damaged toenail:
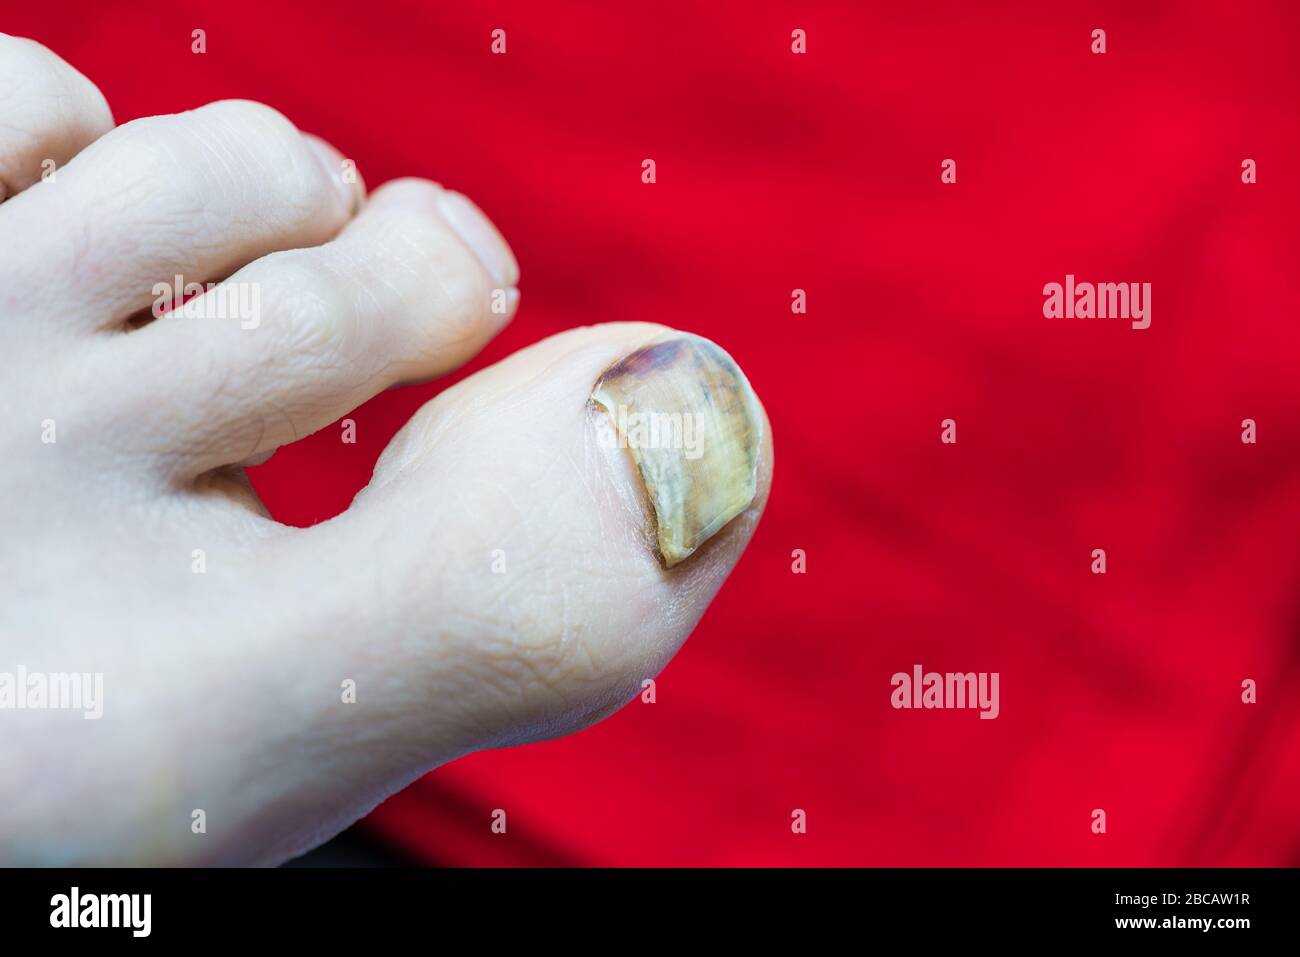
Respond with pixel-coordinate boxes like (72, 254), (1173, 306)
(590, 333), (761, 568)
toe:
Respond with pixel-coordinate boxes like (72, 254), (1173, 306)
(0, 35), (112, 202)
(289, 323), (771, 774)
(0, 99), (360, 330)
(107, 178), (519, 479)
(24, 323), (768, 864)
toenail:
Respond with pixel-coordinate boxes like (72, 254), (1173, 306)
(589, 334), (762, 568)
(303, 132), (363, 215)
(434, 190), (520, 288)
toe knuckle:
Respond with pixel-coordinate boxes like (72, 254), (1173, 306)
(0, 38), (111, 143)
(187, 100), (333, 218)
(203, 98), (299, 140)
(66, 84), (113, 137)
(0, 37), (63, 89)
(259, 256), (355, 361)
(374, 177), (442, 204)
(94, 120), (188, 208)
(102, 112), (231, 214)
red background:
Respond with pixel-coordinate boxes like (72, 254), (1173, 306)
(11, 0), (1299, 865)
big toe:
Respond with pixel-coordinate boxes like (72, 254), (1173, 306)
(298, 322), (773, 765)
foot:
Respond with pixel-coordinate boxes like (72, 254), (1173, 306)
(0, 36), (772, 865)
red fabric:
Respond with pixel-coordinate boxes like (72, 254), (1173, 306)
(14, 1), (1299, 865)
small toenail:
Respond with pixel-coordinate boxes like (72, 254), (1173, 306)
(589, 334), (762, 568)
(434, 190), (520, 288)
(303, 132), (363, 215)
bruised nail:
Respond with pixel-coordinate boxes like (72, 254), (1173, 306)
(303, 132), (364, 215)
(590, 334), (761, 568)
(435, 190), (520, 287)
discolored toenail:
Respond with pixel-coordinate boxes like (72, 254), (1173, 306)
(589, 333), (762, 568)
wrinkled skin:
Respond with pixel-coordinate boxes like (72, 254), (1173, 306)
(0, 34), (771, 865)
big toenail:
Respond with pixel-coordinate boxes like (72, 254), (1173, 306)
(590, 334), (762, 568)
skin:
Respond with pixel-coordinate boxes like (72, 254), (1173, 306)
(0, 34), (772, 865)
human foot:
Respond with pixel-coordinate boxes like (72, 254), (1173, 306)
(0, 35), (771, 865)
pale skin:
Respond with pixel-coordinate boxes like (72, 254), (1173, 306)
(0, 36), (772, 865)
